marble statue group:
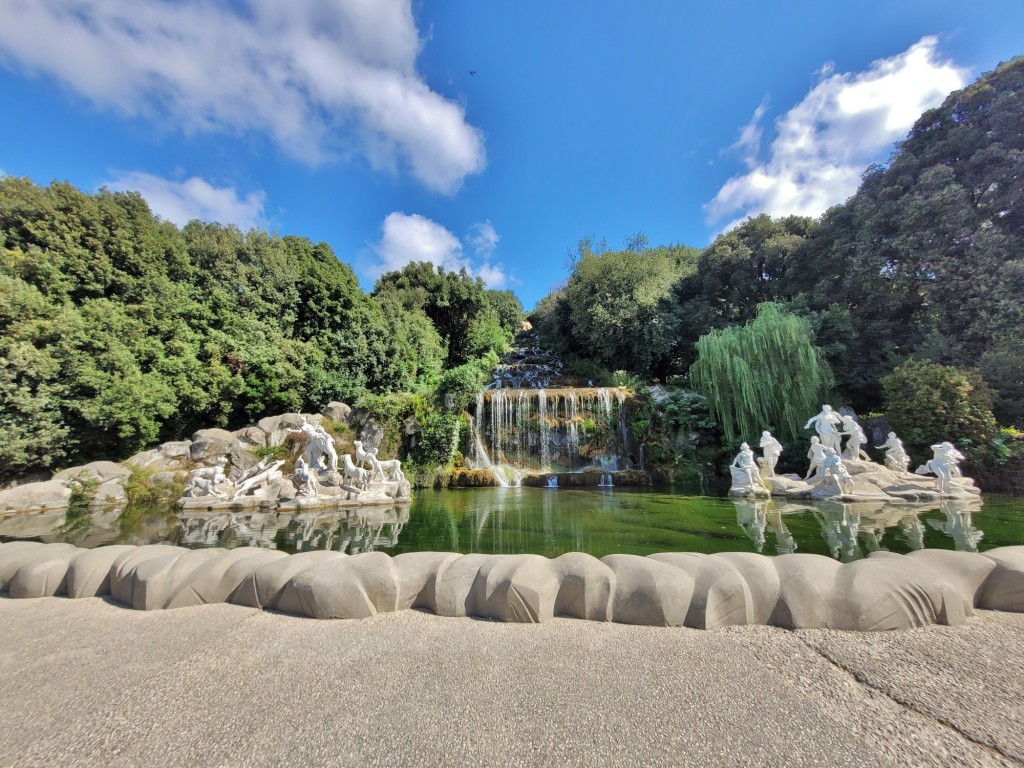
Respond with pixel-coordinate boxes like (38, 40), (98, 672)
(728, 405), (978, 502)
(182, 415), (405, 505)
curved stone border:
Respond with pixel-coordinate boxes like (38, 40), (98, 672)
(2, 542), (1022, 630)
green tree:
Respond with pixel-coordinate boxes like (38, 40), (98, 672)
(881, 359), (998, 465)
(689, 303), (833, 443)
(561, 243), (683, 377)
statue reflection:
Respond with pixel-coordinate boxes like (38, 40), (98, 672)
(812, 502), (863, 562)
(927, 499), (984, 552)
(730, 494), (990, 562)
(178, 505), (409, 554)
(734, 500), (767, 553)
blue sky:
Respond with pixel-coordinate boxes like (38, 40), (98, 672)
(1, 1), (1021, 309)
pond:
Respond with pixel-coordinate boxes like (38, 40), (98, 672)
(3, 487), (1023, 562)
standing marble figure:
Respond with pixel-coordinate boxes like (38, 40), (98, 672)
(758, 431), (784, 477)
(804, 405), (843, 452)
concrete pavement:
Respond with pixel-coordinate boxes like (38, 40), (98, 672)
(1, 597), (1022, 767)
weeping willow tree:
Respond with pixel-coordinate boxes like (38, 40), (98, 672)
(689, 303), (833, 443)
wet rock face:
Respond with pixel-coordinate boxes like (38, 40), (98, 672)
(3, 541), (1023, 631)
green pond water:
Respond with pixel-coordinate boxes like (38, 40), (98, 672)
(6, 487), (1023, 562)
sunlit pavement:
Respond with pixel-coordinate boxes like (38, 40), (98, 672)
(1, 597), (1021, 767)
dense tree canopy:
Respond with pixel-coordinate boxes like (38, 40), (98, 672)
(0, 179), (521, 481)
(532, 57), (1024, 431)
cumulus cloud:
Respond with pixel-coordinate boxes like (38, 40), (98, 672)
(367, 212), (510, 288)
(105, 171), (266, 229)
(707, 37), (967, 230)
(0, 0), (485, 193)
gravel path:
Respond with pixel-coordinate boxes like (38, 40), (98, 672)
(1, 597), (1021, 767)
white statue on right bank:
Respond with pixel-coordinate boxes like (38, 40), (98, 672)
(293, 457), (320, 497)
(804, 405), (843, 452)
(183, 458), (231, 498)
(932, 442), (965, 477)
(839, 415), (870, 461)
(805, 436), (826, 480)
(730, 442), (768, 494)
(758, 431), (783, 477)
(875, 431), (911, 473)
(821, 448), (854, 495)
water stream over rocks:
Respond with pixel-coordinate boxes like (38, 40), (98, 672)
(467, 333), (642, 487)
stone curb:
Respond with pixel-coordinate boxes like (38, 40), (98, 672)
(2, 541), (1022, 630)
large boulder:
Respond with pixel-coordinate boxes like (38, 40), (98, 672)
(159, 441), (192, 459)
(92, 479), (128, 505)
(256, 413), (306, 448)
(190, 429), (242, 463)
(394, 551), (460, 612)
(8, 547), (80, 598)
(602, 554), (695, 627)
(230, 550), (344, 610)
(53, 461), (132, 484)
(279, 552), (400, 619)
(323, 402), (351, 423)
(0, 479), (72, 513)
(232, 426), (267, 449)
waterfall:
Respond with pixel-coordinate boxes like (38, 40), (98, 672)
(566, 390), (579, 467)
(538, 389), (550, 469)
(467, 330), (636, 486)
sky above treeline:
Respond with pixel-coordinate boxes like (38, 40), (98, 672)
(0, 1), (1021, 309)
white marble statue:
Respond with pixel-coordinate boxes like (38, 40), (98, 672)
(757, 431), (783, 477)
(821, 448), (854, 495)
(805, 436), (826, 480)
(232, 460), (284, 499)
(839, 415), (870, 461)
(730, 442), (767, 493)
(342, 453), (370, 490)
(932, 442), (965, 477)
(292, 457), (320, 497)
(183, 458), (231, 498)
(804, 405), (843, 452)
(288, 416), (336, 473)
(313, 424), (339, 473)
(916, 442), (966, 495)
(353, 440), (377, 472)
(372, 456), (406, 484)
(875, 431), (910, 473)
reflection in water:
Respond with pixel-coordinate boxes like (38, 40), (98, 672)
(926, 500), (984, 553)
(734, 500), (767, 553)
(1, 488), (1013, 561)
(177, 505), (410, 554)
(728, 497), (987, 562)
(767, 511), (797, 555)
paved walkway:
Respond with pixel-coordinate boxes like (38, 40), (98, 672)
(1, 597), (1022, 767)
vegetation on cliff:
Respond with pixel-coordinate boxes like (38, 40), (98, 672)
(3, 57), (1023, 490)
(0, 183), (521, 482)
(533, 57), (1024, 483)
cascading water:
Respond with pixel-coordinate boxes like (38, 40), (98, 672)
(467, 331), (634, 485)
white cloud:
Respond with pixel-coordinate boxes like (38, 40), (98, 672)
(729, 96), (769, 169)
(367, 212), (510, 288)
(105, 171), (266, 229)
(466, 220), (500, 260)
(707, 37), (968, 230)
(0, 0), (485, 193)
